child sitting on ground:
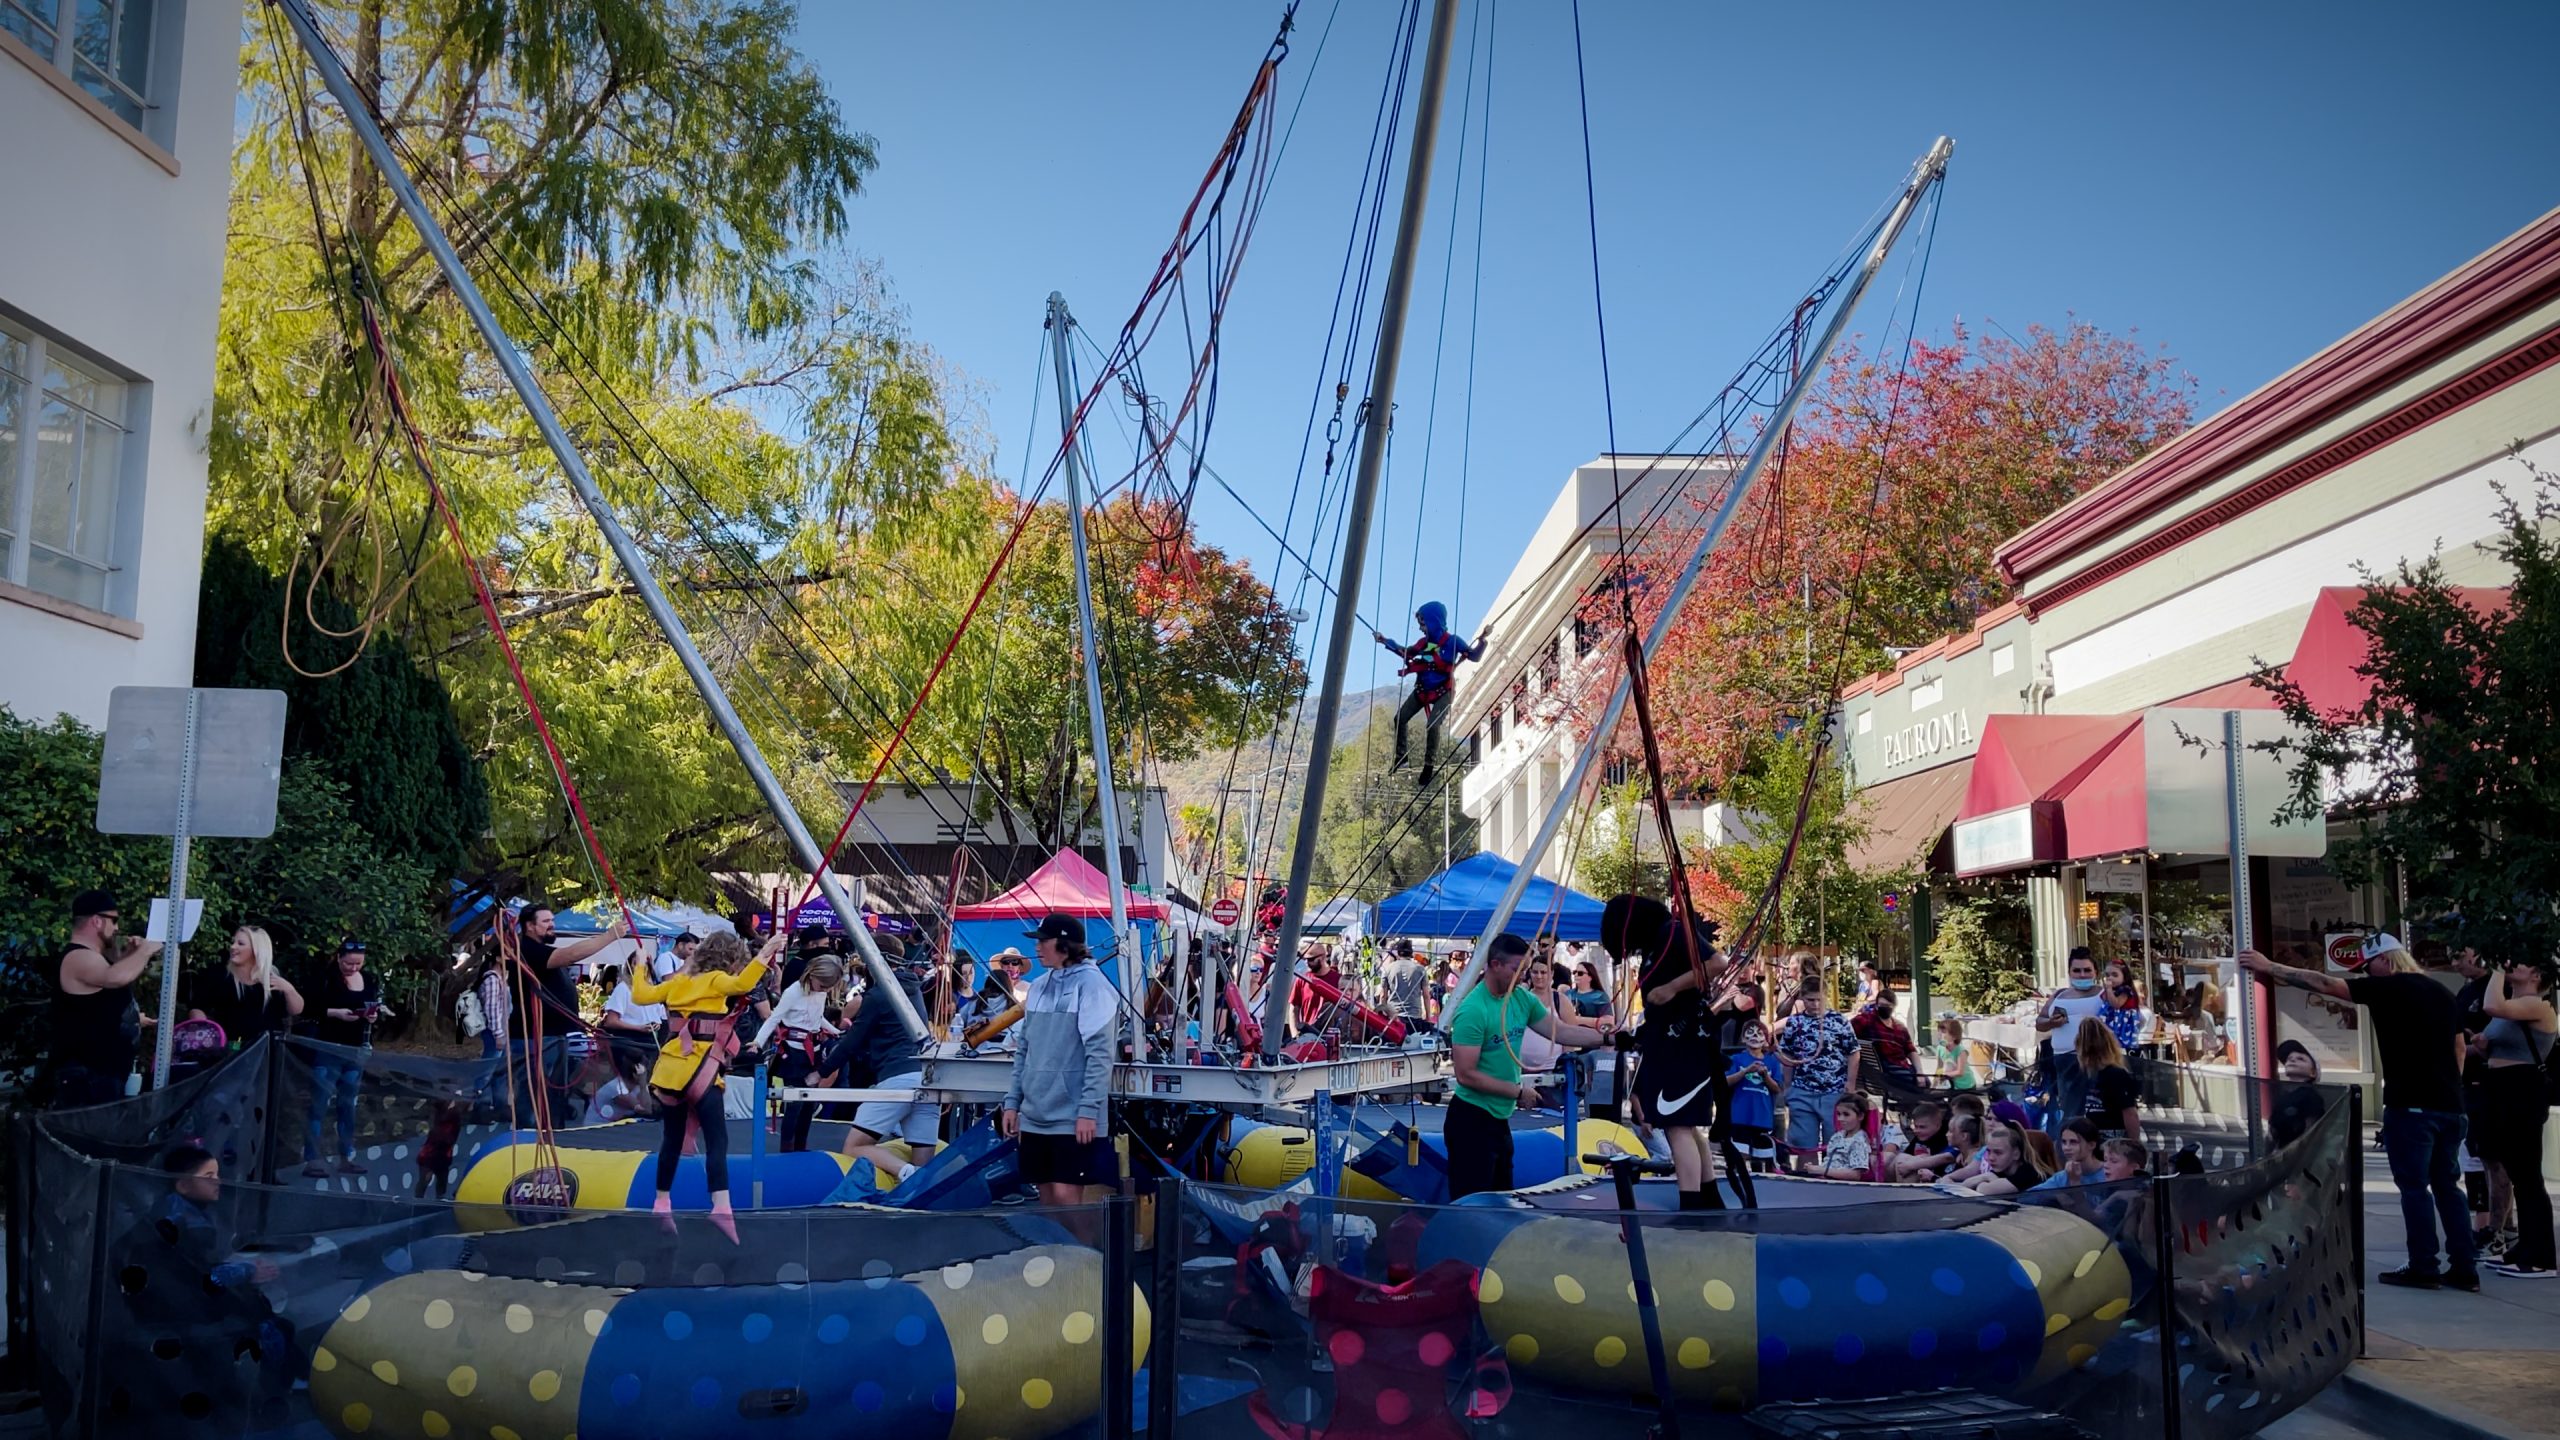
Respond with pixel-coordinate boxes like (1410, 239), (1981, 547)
(1817, 1094), (1875, 1181)
(1722, 1022), (1785, 1171)
(1889, 1100), (1960, 1181)
(2023, 1128), (2061, 1178)
(2034, 1117), (2107, 1190)
(1936, 1113), (1990, 1187)
(1944, 1120), (2048, 1197)
(2101, 1136), (2149, 1182)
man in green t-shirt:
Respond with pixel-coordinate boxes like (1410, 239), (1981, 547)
(1446, 932), (1615, 1197)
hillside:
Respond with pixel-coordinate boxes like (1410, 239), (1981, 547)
(1156, 683), (1402, 826)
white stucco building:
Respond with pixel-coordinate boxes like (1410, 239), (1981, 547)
(1, 0), (242, 726)
(1449, 455), (1742, 886)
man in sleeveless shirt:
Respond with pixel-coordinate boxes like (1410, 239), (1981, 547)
(51, 889), (160, 1106)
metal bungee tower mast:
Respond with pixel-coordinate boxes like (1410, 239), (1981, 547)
(274, 0), (928, 1037)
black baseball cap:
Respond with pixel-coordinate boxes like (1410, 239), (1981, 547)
(2274, 1039), (2313, 1065)
(72, 889), (119, 919)
(1026, 914), (1082, 947)
(675, 931), (702, 946)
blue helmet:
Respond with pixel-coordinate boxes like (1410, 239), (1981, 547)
(1415, 600), (1449, 636)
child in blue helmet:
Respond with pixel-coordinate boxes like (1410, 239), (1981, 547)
(1372, 601), (1487, 785)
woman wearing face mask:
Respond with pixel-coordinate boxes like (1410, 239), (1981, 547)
(2035, 948), (2111, 1136)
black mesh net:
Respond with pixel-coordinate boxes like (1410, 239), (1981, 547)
(2158, 1083), (2361, 1440)
(12, 1042), (2357, 1439)
(1157, 1096), (2361, 1438)
(17, 1038), (1145, 1438)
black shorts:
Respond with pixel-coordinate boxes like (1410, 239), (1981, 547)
(1017, 1129), (1117, 1187)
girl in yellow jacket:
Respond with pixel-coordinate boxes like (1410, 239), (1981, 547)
(628, 927), (781, 1239)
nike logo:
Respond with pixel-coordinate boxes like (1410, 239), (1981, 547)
(1658, 1078), (1711, 1116)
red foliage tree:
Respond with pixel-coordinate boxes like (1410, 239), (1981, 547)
(1584, 319), (2194, 790)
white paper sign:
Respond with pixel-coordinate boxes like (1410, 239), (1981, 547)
(147, 898), (206, 944)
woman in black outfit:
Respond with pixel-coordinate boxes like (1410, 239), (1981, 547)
(2075, 1017), (2142, 1140)
(305, 939), (392, 1177)
(2478, 960), (2557, 1279)
(1606, 895), (1729, 1211)
(186, 926), (305, 1049)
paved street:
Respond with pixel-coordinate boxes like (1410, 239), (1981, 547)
(2336, 1136), (2560, 1439)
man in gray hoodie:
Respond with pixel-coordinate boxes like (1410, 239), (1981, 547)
(1001, 914), (1122, 1205)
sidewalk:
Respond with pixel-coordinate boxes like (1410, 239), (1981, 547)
(2341, 1137), (2560, 1439)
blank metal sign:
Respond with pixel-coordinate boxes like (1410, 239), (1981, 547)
(95, 687), (288, 838)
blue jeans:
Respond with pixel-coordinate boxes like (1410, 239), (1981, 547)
(2045, 1052), (2087, 1138)
(2381, 1107), (2476, 1277)
(305, 1058), (362, 1161)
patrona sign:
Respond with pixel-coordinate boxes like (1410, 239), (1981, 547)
(1882, 709), (1975, 770)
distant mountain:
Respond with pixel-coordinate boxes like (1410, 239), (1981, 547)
(1156, 683), (1402, 827)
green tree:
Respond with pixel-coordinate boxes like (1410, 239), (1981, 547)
(2255, 455), (2559, 966)
(216, 1), (988, 897)
(1573, 781), (1669, 902)
(0, 710), (445, 1071)
(1700, 733), (1904, 953)
(1302, 704), (1473, 903)
(955, 494), (1304, 850)
(194, 537), (488, 882)
(1927, 895), (2035, 1013)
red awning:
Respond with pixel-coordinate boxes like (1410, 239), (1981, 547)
(2164, 585), (2510, 713)
(1959, 714), (2143, 818)
(1951, 714), (2142, 873)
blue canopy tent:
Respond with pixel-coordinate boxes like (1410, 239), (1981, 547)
(1303, 895), (1370, 938)
(949, 849), (1163, 988)
(1371, 851), (1606, 941)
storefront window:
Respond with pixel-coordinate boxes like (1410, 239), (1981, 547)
(2266, 848), (2385, 1077)
(2143, 859), (2237, 1068)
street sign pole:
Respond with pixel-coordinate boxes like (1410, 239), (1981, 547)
(98, 686), (287, 1089)
(151, 690), (201, 1086)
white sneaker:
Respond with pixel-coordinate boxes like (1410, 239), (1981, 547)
(2490, 1262), (2556, 1279)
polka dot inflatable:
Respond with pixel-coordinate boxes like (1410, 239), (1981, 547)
(1418, 1197), (2133, 1409)
(307, 1244), (1149, 1440)
(1227, 1117), (1650, 1201)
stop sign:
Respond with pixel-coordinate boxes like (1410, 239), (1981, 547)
(1210, 896), (1243, 926)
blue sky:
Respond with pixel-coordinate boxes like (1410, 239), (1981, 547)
(796, 1), (2560, 668)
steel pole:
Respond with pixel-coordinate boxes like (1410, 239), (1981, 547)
(2227, 708), (2266, 1149)
(275, 0), (924, 1038)
(1445, 137), (1953, 1012)
(1262, 0), (1466, 1061)
(149, 688), (200, 1085)
(1048, 293), (1142, 1054)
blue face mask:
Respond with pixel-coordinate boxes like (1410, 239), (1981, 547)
(2070, 977), (2099, 992)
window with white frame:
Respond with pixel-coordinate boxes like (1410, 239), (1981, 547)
(3, 0), (157, 130)
(1, 317), (132, 615)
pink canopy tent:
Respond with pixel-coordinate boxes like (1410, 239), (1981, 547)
(952, 848), (1167, 921)
(951, 850), (1164, 984)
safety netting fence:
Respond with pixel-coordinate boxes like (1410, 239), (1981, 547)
(10, 1038), (2358, 1439)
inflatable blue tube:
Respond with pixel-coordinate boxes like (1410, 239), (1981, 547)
(308, 1244), (1149, 1440)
